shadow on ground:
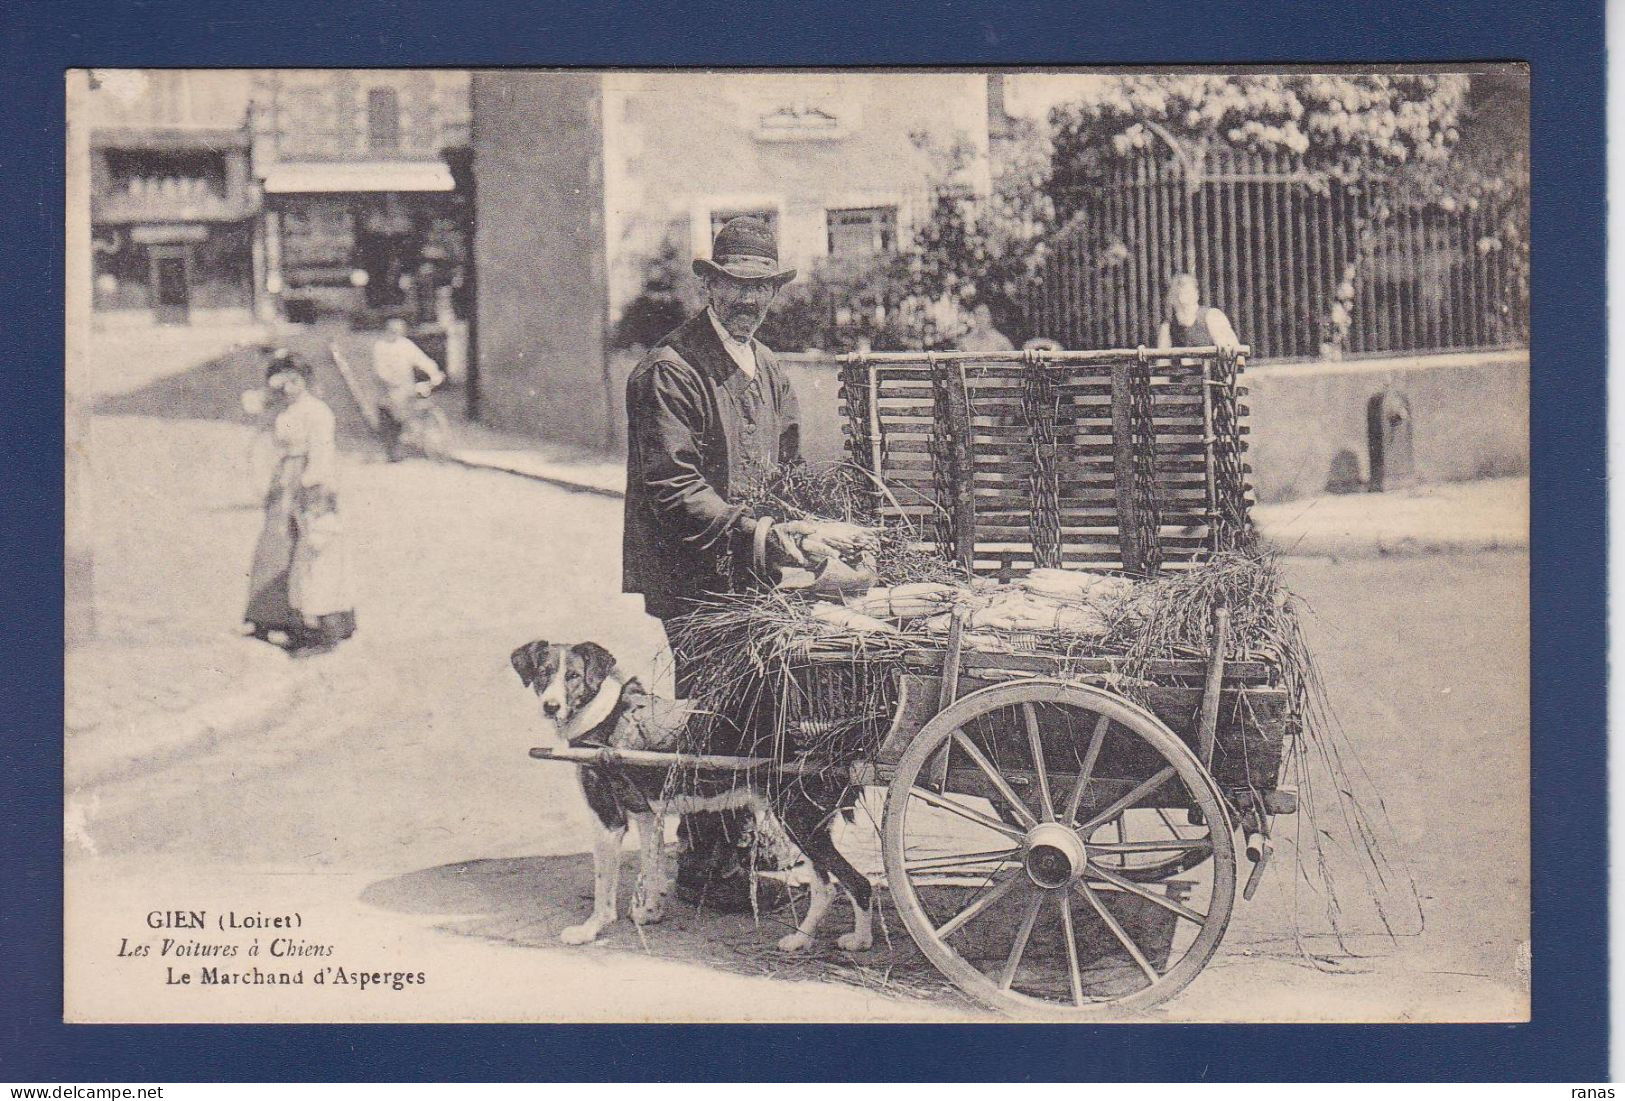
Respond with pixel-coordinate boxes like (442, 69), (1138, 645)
(92, 327), (380, 449)
(361, 851), (1185, 1014)
(361, 852), (969, 1009)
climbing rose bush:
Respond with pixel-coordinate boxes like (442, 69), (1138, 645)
(1051, 74), (1467, 208)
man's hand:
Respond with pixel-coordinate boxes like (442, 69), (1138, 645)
(1207, 310), (1243, 357)
(764, 523), (809, 568)
(774, 520), (880, 563)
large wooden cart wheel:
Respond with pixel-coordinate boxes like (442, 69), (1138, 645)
(882, 680), (1237, 1016)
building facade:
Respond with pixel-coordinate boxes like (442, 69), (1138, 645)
(87, 71), (258, 326)
(251, 70), (472, 324)
(601, 71), (992, 321)
(471, 70), (994, 450)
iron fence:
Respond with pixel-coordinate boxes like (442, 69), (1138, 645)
(1023, 147), (1529, 361)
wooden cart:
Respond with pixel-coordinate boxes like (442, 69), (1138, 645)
(533, 345), (1300, 1016)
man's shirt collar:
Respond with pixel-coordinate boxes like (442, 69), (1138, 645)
(706, 307), (758, 378)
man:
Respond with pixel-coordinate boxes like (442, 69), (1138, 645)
(1156, 273), (1242, 354)
(621, 216), (816, 912)
(372, 317), (445, 461)
(959, 303), (1014, 353)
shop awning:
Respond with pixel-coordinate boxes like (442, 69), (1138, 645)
(261, 161), (455, 194)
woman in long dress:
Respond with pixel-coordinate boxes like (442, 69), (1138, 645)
(243, 351), (357, 653)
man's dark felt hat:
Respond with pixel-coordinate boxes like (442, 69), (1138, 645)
(693, 216), (797, 285)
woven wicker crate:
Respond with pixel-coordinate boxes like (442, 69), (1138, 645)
(837, 346), (1255, 580)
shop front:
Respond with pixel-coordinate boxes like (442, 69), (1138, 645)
(261, 162), (468, 327)
(90, 127), (258, 325)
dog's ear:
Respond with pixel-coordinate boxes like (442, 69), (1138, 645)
(510, 640), (548, 688)
(571, 642), (618, 695)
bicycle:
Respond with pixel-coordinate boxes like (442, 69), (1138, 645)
(388, 379), (453, 461)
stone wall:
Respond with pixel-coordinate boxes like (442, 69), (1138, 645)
(1244, 350), (1528, 501)
(609, 347), (1529, 504)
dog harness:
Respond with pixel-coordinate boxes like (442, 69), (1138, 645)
(560, 668), (690, 754)
(556, 666), (630, 745)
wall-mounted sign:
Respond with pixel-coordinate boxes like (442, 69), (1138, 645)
(744, 76), (855, 142)
(756, 101), (845, 142)
(130, 223), (208, 245)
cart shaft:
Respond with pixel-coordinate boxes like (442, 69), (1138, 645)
(528, 745), (844, 776)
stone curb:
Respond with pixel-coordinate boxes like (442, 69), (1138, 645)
(327, 341), (383, 433)
(452, 450), (1525, 560)
(67, 662), (305, 790)
(443, 451), (625, 499)
(1257, 528), (1528, 559)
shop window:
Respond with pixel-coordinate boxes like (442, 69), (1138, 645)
(106, 149), (226, 202)
(367, 88), (401, 152)
(826, 206), (898, 258)
(281, 200), (355, 271)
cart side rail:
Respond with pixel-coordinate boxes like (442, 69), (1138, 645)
(836, 344), (1255, 579)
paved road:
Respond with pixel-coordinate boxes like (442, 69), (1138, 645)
(66, 400), (1528, 1023)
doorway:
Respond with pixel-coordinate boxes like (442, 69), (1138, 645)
(149, 247), (191, 325)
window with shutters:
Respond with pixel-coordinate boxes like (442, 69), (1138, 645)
(708, 207), (779, 240)
(367, 88), (401, 152)
(826, 206), (898, 258)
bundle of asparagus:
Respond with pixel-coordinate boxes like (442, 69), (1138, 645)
(846, 582), (964, 621)
(1018, 568), (1139, 607)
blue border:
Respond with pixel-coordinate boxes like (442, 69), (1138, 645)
(2, 0), (1605, 1082)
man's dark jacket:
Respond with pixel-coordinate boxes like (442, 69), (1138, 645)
(622, 311), (801, 620)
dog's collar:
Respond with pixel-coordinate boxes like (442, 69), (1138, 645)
(558, 667), (629, 744)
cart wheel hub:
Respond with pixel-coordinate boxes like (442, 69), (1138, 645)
(1023, 822), (1088, 889)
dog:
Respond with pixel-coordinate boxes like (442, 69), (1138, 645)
(511, 639), (874, 954)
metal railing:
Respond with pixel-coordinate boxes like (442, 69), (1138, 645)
(1024, 147), (1528, 361)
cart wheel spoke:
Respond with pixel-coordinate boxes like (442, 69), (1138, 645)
(952, 732), (1039, 828)
(997, 888), (1045, 991)
(1021, 702), (1056, 822)
(1155, 807), (1181, 835)
(906, 785), (1026, 840)
(1060, 713), (1109, 824)
(1075, 879), (1159, 987)
(1075, 766), (1175, 836)
(1084, 863), (1209, 927)
(883, 681), (1237, 1017)
(934, 871), (1024, 940)
(904, 848), (1023, 874)
(1059, 891), (1085, 1007)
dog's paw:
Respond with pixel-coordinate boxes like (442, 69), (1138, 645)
(631, 897), (665, 926)
(559, 922), (603, 945)
(837, 930), (874, 952)
(776, 931), (814, 954)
